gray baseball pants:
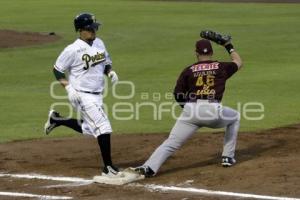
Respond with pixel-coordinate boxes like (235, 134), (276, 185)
(144, 101), (240, 173)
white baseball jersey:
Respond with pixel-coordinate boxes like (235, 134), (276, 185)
(54, 38), (112, 93)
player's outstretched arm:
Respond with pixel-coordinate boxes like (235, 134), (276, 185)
(224, 43), (243, 69)
(200, 30), (242, 69)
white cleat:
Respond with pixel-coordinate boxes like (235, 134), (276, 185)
(101, 165), (125, 178)
(93, 166), (145, 185)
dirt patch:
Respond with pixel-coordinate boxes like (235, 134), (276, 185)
(0, 30), (60, 48)
(0, 124), (300, 199)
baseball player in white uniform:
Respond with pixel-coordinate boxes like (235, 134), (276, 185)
(44, 13), (120, 177)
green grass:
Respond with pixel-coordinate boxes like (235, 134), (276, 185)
(0, 0), (300, 142)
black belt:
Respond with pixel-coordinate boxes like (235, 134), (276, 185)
(189, 99), (221, 103)
(202, 100), (220, 103)
(76, 90), (102, 95)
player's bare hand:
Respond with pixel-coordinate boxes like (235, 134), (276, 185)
(65, 84), (80, 103)
(108, 71), (119, 84)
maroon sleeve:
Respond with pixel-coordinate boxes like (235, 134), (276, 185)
(173, 68), (189, 107)
(222, 62), (239, 78)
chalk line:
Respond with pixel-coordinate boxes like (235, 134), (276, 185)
(0, 191), (72, 199)
(141, 184), (300, 200)
(1, 172), (300, 200)
(0, 172), (93, 183)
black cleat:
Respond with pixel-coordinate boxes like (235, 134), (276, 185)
(44, 110), (60, 135)
(132, 166), (155, 177)
(221, 156), (236, 167)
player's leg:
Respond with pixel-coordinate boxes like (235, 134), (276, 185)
(221, 107), (240, 162)
(79, 94), (120, 176)
(214, 106), (240, 166)
(96, 133), (119, 175)
(44, 110), (82, 135)
(97, 134), (112, 166)
(138, 109), (199, 176)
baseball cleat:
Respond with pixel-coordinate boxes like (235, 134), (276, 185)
(221, 156), (236, 167)
(131, 165), (155, 177)
(44, 110), (60, 135)
(94, 167), (145, 185)
(102, 165), (124, 178)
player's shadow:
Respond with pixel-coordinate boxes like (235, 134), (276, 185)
(159, 138), (285, 176)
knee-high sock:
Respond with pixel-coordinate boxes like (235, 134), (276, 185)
(97, 134), (112, 167)
(53, 117), (83, 133)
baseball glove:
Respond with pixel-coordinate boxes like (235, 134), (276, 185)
(200, 30), (231, 45)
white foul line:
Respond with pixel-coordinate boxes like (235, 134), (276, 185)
(1, 172), (300, 200)
(0, 173), (93, 184)
(0, 191), (72, 199)
(43, 182), (93, 188)
(142, 184), (300, 200)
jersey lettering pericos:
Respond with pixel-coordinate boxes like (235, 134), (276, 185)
(174, 60), (238, 103)
(54, 38), (112, 93)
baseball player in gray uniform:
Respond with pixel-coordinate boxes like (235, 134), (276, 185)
(44, 13), (121, 177)
(133, 31), (242, 177)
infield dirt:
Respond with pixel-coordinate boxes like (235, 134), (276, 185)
(0, 124), (299, 199)
(0, 30), (60, 48)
